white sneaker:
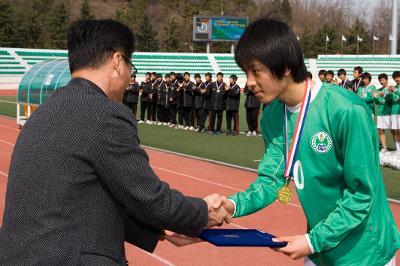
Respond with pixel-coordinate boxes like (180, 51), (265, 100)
(252, 131), (257, 137)
(163, 122), (167, 126)
(138, 120), (144, 124)
(184, 126), (189, 130)
(189, 126), (194, 131)
(178, 125), (184, 129)
(246, 131), (252, 137)
(157, 122), (162, 126)
(145, 120), (151, 124)
(169, 124), (175, 128)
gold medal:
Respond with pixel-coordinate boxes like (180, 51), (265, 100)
(277, 185), (292, 204)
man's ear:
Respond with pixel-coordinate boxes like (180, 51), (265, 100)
(111, 52), (123, 72)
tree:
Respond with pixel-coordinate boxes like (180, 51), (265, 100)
(0, 1), (18, 47)
(48, 2), (69, 49)
(312, 24), (339, 56)
(22, 12), (43, 48)
(300, 26), (314, 58)
(163, 19), (181, 52)
(346, 19), (372, 55)
(136, 15), (159, 52)
(280, 0), (293, 24)
(80, 0), (95, 20)
(115, 0), (146, 32)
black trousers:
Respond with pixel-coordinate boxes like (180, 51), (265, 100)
(156, 104), (164, 122)
(194, 108), (205, 129)
(203, 110), (210, 130)
(149, 102), (157, 121)
(183, 106), (193, 127)
(177, 107), (184, 126)
(124, 102), (138, 120)
(246, 107), (259, 132)
(226, 110), (239, 132)
(169, 105), (177, 124)
(140, 101), (149, 121)
(209, 110), (223, 132)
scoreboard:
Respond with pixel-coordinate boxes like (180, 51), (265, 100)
(193, 16), (248, 42)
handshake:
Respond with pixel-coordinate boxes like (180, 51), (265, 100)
(164, 193), (235, 247)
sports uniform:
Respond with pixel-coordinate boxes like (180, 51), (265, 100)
(375, 86), (392, 129)
(228, 82), (399, 266)
(357, 84), (376, 115)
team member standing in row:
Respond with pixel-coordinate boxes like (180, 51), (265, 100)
(139, 72), (152, 124)
(168, 72), (178, 126)
(149, 72), (159, 124)
(374, 73), (393, 153)
(390, 71), (400, 153)
(176, 73), (185, 128)
(225, 74), (240, 136)
(202, 72), (214, 132)
(244, 84), (261, 136)
(122, 73), (139, 120)
(357, 72), (375, 115)
(193, 73), (206, 132)
(182, 72), (195, 130)
(209, 72), (226, 134)
(337, 69), (351, 91)
(156, 74), (168, 125)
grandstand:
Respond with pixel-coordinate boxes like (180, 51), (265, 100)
(1, 47), (400, 89)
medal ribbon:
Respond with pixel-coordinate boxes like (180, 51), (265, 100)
(283, 80), (312, 180)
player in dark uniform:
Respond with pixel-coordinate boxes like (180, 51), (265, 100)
(350, 66), (363, 93)
(224, 74), (241, 136)
(182, 72), (195, 130)
(176, 73), (185, 128)
(209, 72), (226, 135)
(244, 84), (261, 136)
(122, 73), (139, 120)
(202, 72), (214, 133)
(139, 72), (152, 123)
(193, 73), (206, 132)
(157, 74), (167, 125)
(168, 72), (178, 127)
(149, 72), (158, 124)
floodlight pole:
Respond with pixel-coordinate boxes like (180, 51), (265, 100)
(390, 0), (398, 54)
(206, 42), (210, 53)
(231, 43), (235, 54)
(373, 38), (375, 55)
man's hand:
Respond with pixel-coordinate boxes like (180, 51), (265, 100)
(164, 230), (203, 247)
(203, 193), (232, 227)
(273, 235), (311, 260)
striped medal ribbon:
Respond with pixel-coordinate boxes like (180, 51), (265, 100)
(277, 80), (312, 204)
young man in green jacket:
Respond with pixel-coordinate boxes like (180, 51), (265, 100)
(218, 19), (399, 265)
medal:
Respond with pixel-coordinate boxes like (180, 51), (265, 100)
(278, 80), (312, 204)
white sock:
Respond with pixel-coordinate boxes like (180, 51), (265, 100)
(397, 142), (400, 151)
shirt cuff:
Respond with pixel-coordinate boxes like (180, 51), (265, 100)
(228, 199), (237, 217)
(305, 234), (315, 254)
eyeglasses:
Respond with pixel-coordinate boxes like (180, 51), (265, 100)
(110, 48), (137, 75)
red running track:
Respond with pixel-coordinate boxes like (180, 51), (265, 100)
(0, 90), (17, 97)
(0, 116), (398, 265)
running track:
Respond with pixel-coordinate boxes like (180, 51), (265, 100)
(0, 115), (398, 265)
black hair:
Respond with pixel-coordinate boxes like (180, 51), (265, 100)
(67, 19), (134, 73)
(165, 73), (170, 78)
(156, 73), (162, 78)
(318, 69), (326, 76)
(392, 71), (400, 79)
(229, 74), (238, 80)
(337, 69), (346, 76)
(378, 73), (388, 80)
(145, 72), (151, 76)
(205, 72), (212, 78)
(305, 71), (312, 79)
(131, 73), (136, 78)
(151, 72), (156, 76)
(170, 71), (176, 76)
(326, 70), (334, 76)
(354, 66), (363, 74)
(235, 19), (307, 83)
(183, 72), (190, 76)
(216, 72), (223, 77)
(176, 73), (184, 81)
(194, 73), (201, 79)
(362, 72), (371, 81)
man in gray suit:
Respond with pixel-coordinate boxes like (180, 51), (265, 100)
(0, 20), (230, 265)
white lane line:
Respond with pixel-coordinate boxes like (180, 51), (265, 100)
(151, 165), (303, 209)
(0, 100), (16, 104)
(0, 170), (8, 177)
(0, 139), (14, 147)
(0, 124), (19, 131)
(141, 250), (176, 266)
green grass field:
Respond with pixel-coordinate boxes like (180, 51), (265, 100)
(1, 95), (399, 200)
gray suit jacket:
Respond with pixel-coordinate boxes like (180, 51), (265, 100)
(0, 78), (208, 265)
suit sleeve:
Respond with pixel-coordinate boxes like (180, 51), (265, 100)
(125, 216), (161, 252)
(308, 105), (377, 253)
(228, 113), (286, 217)
(91, 108), (208, 237)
